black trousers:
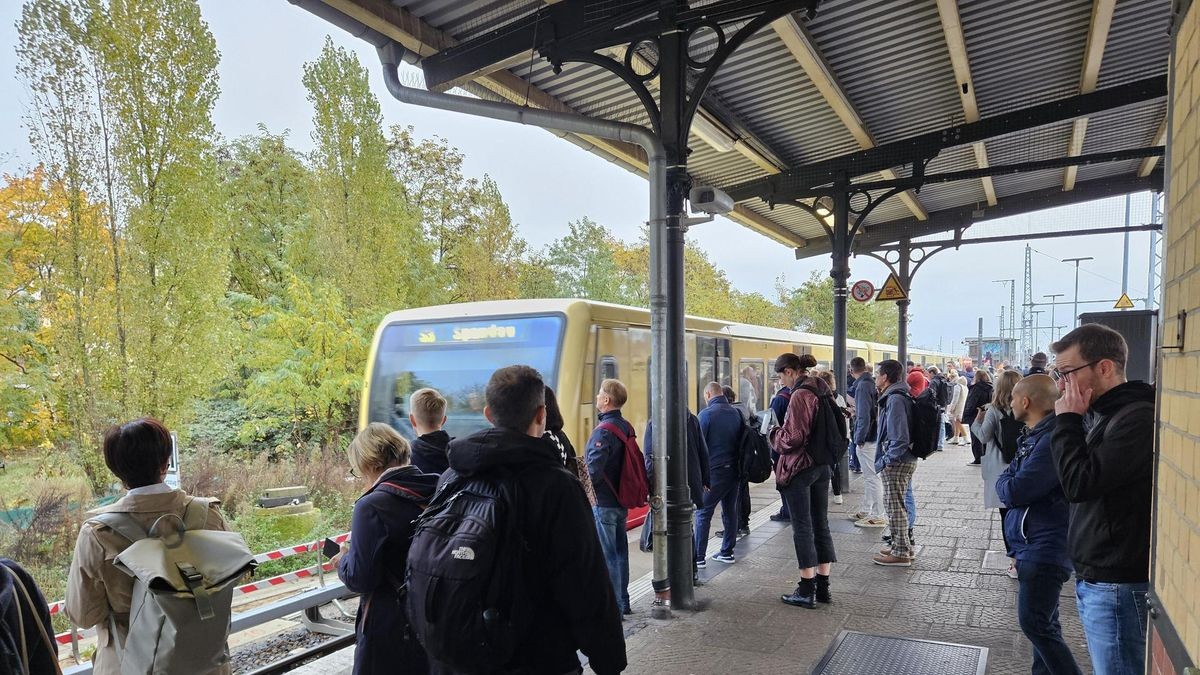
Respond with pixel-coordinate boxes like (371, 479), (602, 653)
(969, 428), (984, 462)
(738, 479), (750, 529)
(998, 508), (1012, 556)
(779, 464), (836, 569)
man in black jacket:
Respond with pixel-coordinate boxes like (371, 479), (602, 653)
(408, 388), (452, 475)
(442, 366), (627, 675)
(1051, 324), (1155, 675)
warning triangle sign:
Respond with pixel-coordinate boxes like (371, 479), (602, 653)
(1114, 293), (1135, 309)
(877, 273), (908, 301)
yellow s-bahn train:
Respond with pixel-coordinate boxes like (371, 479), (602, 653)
(358, 299), (957, 452)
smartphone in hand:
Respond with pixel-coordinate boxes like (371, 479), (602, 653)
(322, 537), (341, 559)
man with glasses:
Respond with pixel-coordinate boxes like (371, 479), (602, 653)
(1050, 324), (1156, 675)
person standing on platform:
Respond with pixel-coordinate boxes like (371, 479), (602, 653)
(1027, 352), (1049, 376)
(771, 354), (838, 608)
(963, 369), (994, 465)
(768, 354), (803, 522)
(722, 385), (752, 539)
(995, 375), (1083, 675)
(1051, 325), (1156, 675)
(585, 378), (637, 615)
(815, 370), (850, 506)
(849, 357), (885, 528)
(927, 366), (951, 451)
(950, 374), (969, 445)
(695, 382), (744, 565)
(972, 369), (1022, 578)
(408, 388), (452, 475)
(872, 360), (918, 567)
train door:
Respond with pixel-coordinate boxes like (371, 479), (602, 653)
(696, 336), (733, 402)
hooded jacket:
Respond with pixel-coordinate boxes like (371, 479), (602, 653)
(1, 558), (56, 675)
(1052, 380), (1156, 583)
(852, 371), (878, 445)
(410, 430), (452, 475)
(338, 465), (440, 674)
(698, 394), (744, 468)
(995, 415), (1070, 570)
(442, 428), (627, 675)
(876, 381), (915, 468)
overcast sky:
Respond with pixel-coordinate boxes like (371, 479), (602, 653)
(0, 1), (1161, 354)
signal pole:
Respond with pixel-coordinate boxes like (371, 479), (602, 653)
(1044, 293), (1065, 343)
(1062, 257), (1094, 329)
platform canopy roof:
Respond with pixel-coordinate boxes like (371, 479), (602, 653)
(314, 0), (1172, 258)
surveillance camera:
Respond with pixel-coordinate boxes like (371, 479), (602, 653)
(689, 185), (735, 215)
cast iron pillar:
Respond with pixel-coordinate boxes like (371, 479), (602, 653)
(896, 238), (911, 365)
(830, 178), (851, 490)
(659, 25), (694, 610)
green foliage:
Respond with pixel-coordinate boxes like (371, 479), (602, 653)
(778, 270), (900, 342)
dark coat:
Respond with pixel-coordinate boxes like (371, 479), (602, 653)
(442, 428), (627, 675)
(1, 558), (56, 675)
(962, 381), (993, 424)
(337, 466), (440, 675)
(851, 371), (878, 445)
(410, 430), (451, 475)
(995, 415), (1071, 570)
(644, 413), (711, 508)
(1052, 381), (1156, 583)
(698, 395), (745, 468)
(586, 410), (636, 509)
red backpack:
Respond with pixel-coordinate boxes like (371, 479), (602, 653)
(596, 422), (649, 509)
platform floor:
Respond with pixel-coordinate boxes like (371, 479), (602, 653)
(289, 442), (1094, 674)
(620, 443), (1092, 674)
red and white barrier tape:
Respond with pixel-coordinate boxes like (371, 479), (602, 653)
(235, 561), (336, 595)
(46, 532), (351, 615)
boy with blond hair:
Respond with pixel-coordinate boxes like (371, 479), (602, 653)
(409, 388), (451, 475)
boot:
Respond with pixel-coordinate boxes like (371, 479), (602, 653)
(781, 578), (817, 609)
(815, 574), (832, 604)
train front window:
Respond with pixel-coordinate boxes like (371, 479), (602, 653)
(366, 315), (564, 440)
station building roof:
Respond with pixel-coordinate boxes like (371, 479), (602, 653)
(316, 0), (1171, 258)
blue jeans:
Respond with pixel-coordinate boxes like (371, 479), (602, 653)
(1018, 562), (1083, 675)
(593, 506), (630, 612)
(848, 441), (861, 471)
(1075, 580), (1149, 675)
(694, 465), (739, 559)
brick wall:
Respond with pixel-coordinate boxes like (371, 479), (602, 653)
(1156, 0), (1200, 666)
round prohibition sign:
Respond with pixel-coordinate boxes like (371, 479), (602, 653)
(851, 279), (875, 302)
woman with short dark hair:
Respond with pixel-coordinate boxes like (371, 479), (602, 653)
(66, 418), (230, 675)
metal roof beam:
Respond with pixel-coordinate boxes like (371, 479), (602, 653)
(1064, 0), (1117, 191)
(770, 13), (929, 221)
(1138, 116), (1168, 177)
(793, 170), (1162, 259)
(935, 0), (996, 205)
(727, 74), (1167, 203)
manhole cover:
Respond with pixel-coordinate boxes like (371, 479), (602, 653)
(812, 631), (987, 675)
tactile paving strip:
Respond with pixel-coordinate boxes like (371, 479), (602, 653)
(812, 631), (988, 675)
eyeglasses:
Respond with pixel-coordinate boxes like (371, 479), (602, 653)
(1050, 361), (1099, 382)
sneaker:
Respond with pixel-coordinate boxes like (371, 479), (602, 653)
(695, 559), (707, 569)
(852, 469), (863, 474)
(1007, 563), (1019, 579)
(769, 513), (791, 522)
(712, 553), (736, 564)
(855, 517), (888, 528)
(832, 494), (844, 505)
(850, 511), (870, 521)
(872, 553), (914, 567)
(715, 530), (725, 538)
(737, 527), (750, 538)
(967, 461), (981, 466)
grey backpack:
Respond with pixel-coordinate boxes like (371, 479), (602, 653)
(88, 498), (254, 675)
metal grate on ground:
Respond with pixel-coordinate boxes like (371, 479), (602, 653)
(812, 631), (988, 675)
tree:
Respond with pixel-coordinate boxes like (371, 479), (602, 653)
(543, 217), (629, 303)
(221, 128), (310, 301)
(779, 271), (899, 342)
(442, 176), (527, 302)
(297, 38), (436, 316)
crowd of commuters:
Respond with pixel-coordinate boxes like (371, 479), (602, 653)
(3, 322), (1156, 675)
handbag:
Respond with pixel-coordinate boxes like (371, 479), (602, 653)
(548, 431), (597, 506)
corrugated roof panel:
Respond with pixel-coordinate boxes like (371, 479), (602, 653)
(962, 0), (1093, 117)
(808, 0), (965, 143)
(1098, 0), (1173, 88)
(915, 145), (990, 213)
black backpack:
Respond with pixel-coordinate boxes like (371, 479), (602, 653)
(738, 417), (773, 483)
(907, 388), (942, 459)
(405, 471), (530, 673)
(998, 409), (1023, 464)
(933, 377), (952, 407)
(797, 383), (848, 467)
